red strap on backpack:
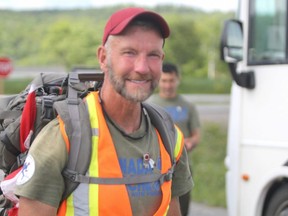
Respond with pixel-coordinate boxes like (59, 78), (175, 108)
(19, 84), (36, 152)
(1, 167), (23, 216)
(7, 206), (18, 216)
(1, 85), (37, 216)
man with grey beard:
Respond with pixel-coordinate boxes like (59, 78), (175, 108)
(15, 7), (193, 216)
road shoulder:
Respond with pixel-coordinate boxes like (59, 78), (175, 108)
(189, 202), (227, 216)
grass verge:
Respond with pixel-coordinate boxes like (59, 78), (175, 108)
(190, 122), (227, 207)
(3, 77), (232, 94)
(3, 78), (32, 94)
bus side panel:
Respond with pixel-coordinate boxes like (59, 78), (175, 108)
(225, 84), (242, 216)
(238, 66), (288, 216)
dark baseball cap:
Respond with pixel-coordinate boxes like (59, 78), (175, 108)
(102, 7), (170, 45)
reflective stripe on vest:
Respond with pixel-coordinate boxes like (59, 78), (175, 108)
(57, 91), (184, 216)
(174, 125), (184, 162)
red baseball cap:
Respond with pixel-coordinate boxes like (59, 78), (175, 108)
(102, 7), (170, 45)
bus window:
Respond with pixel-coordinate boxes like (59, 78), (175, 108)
(248, 0), (287, 64)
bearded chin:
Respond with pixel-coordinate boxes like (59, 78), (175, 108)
(116, 83), (156, 102)
(109, 73), (157, 102)
(123, 88), (153, 102)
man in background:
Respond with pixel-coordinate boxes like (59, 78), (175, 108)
(148, 62), (201, 216)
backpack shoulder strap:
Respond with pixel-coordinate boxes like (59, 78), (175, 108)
(142, 102), (177, 165)
(54, 86), (179, 199)
(53, 72), (92, 200)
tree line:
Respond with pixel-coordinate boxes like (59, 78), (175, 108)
(0, 5), (235, 80)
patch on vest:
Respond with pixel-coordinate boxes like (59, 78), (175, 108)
(119, 157), (162, 197)
(16, 154), (35, 185)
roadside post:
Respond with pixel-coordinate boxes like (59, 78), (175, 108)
(0, 57), (13, 94)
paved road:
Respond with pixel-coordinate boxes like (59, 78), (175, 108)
(148, 94), (230, 126)
(183, 94), (230, 126)
(189, 202), (227, 216)
(197, 104), (229, 125)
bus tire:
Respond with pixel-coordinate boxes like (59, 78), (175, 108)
(263, 183), (288, 216)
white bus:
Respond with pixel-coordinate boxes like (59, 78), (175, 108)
(220, 0), (288, 215)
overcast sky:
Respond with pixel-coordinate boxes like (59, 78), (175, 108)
(0, 0), (238, 12)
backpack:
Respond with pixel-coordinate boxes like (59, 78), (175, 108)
(0, 71), (179, 215)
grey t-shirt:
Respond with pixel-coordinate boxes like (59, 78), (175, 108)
(148, 94), (200, 138)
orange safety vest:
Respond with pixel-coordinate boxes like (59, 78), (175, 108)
(57, 92), (184, 216)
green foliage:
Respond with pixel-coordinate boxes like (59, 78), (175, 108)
(4, 77), (232, 94)
(178, 77), (232, 94)
(164, 19), (204, 72)
(3, 78), (33, 94)
(41, 19), (100, 70)
(152, 75), (233, 94)
(0, 6), (235, 79)
(191, 122), (227, 207)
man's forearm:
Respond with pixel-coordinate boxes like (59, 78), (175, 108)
(18, 197), (57, 216)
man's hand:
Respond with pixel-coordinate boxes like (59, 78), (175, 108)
(167, 197), (182, 216)
(184, 128), (201, 152)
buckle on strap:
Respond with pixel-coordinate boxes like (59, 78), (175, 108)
(159, 161), (176, 185)
(17, 151), (28, 167)
(62, 169), (79, 182)
(62, 169), (88, 183)
(159, 170), (173, 185)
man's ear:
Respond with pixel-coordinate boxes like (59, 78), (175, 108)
(162, 53), (165, 61)
(175, 74), (181, 87)
(97, 46), (108, 72)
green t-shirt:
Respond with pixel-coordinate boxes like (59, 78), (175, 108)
(148, 94), (200, 138)
(15, 107), (192, 215)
